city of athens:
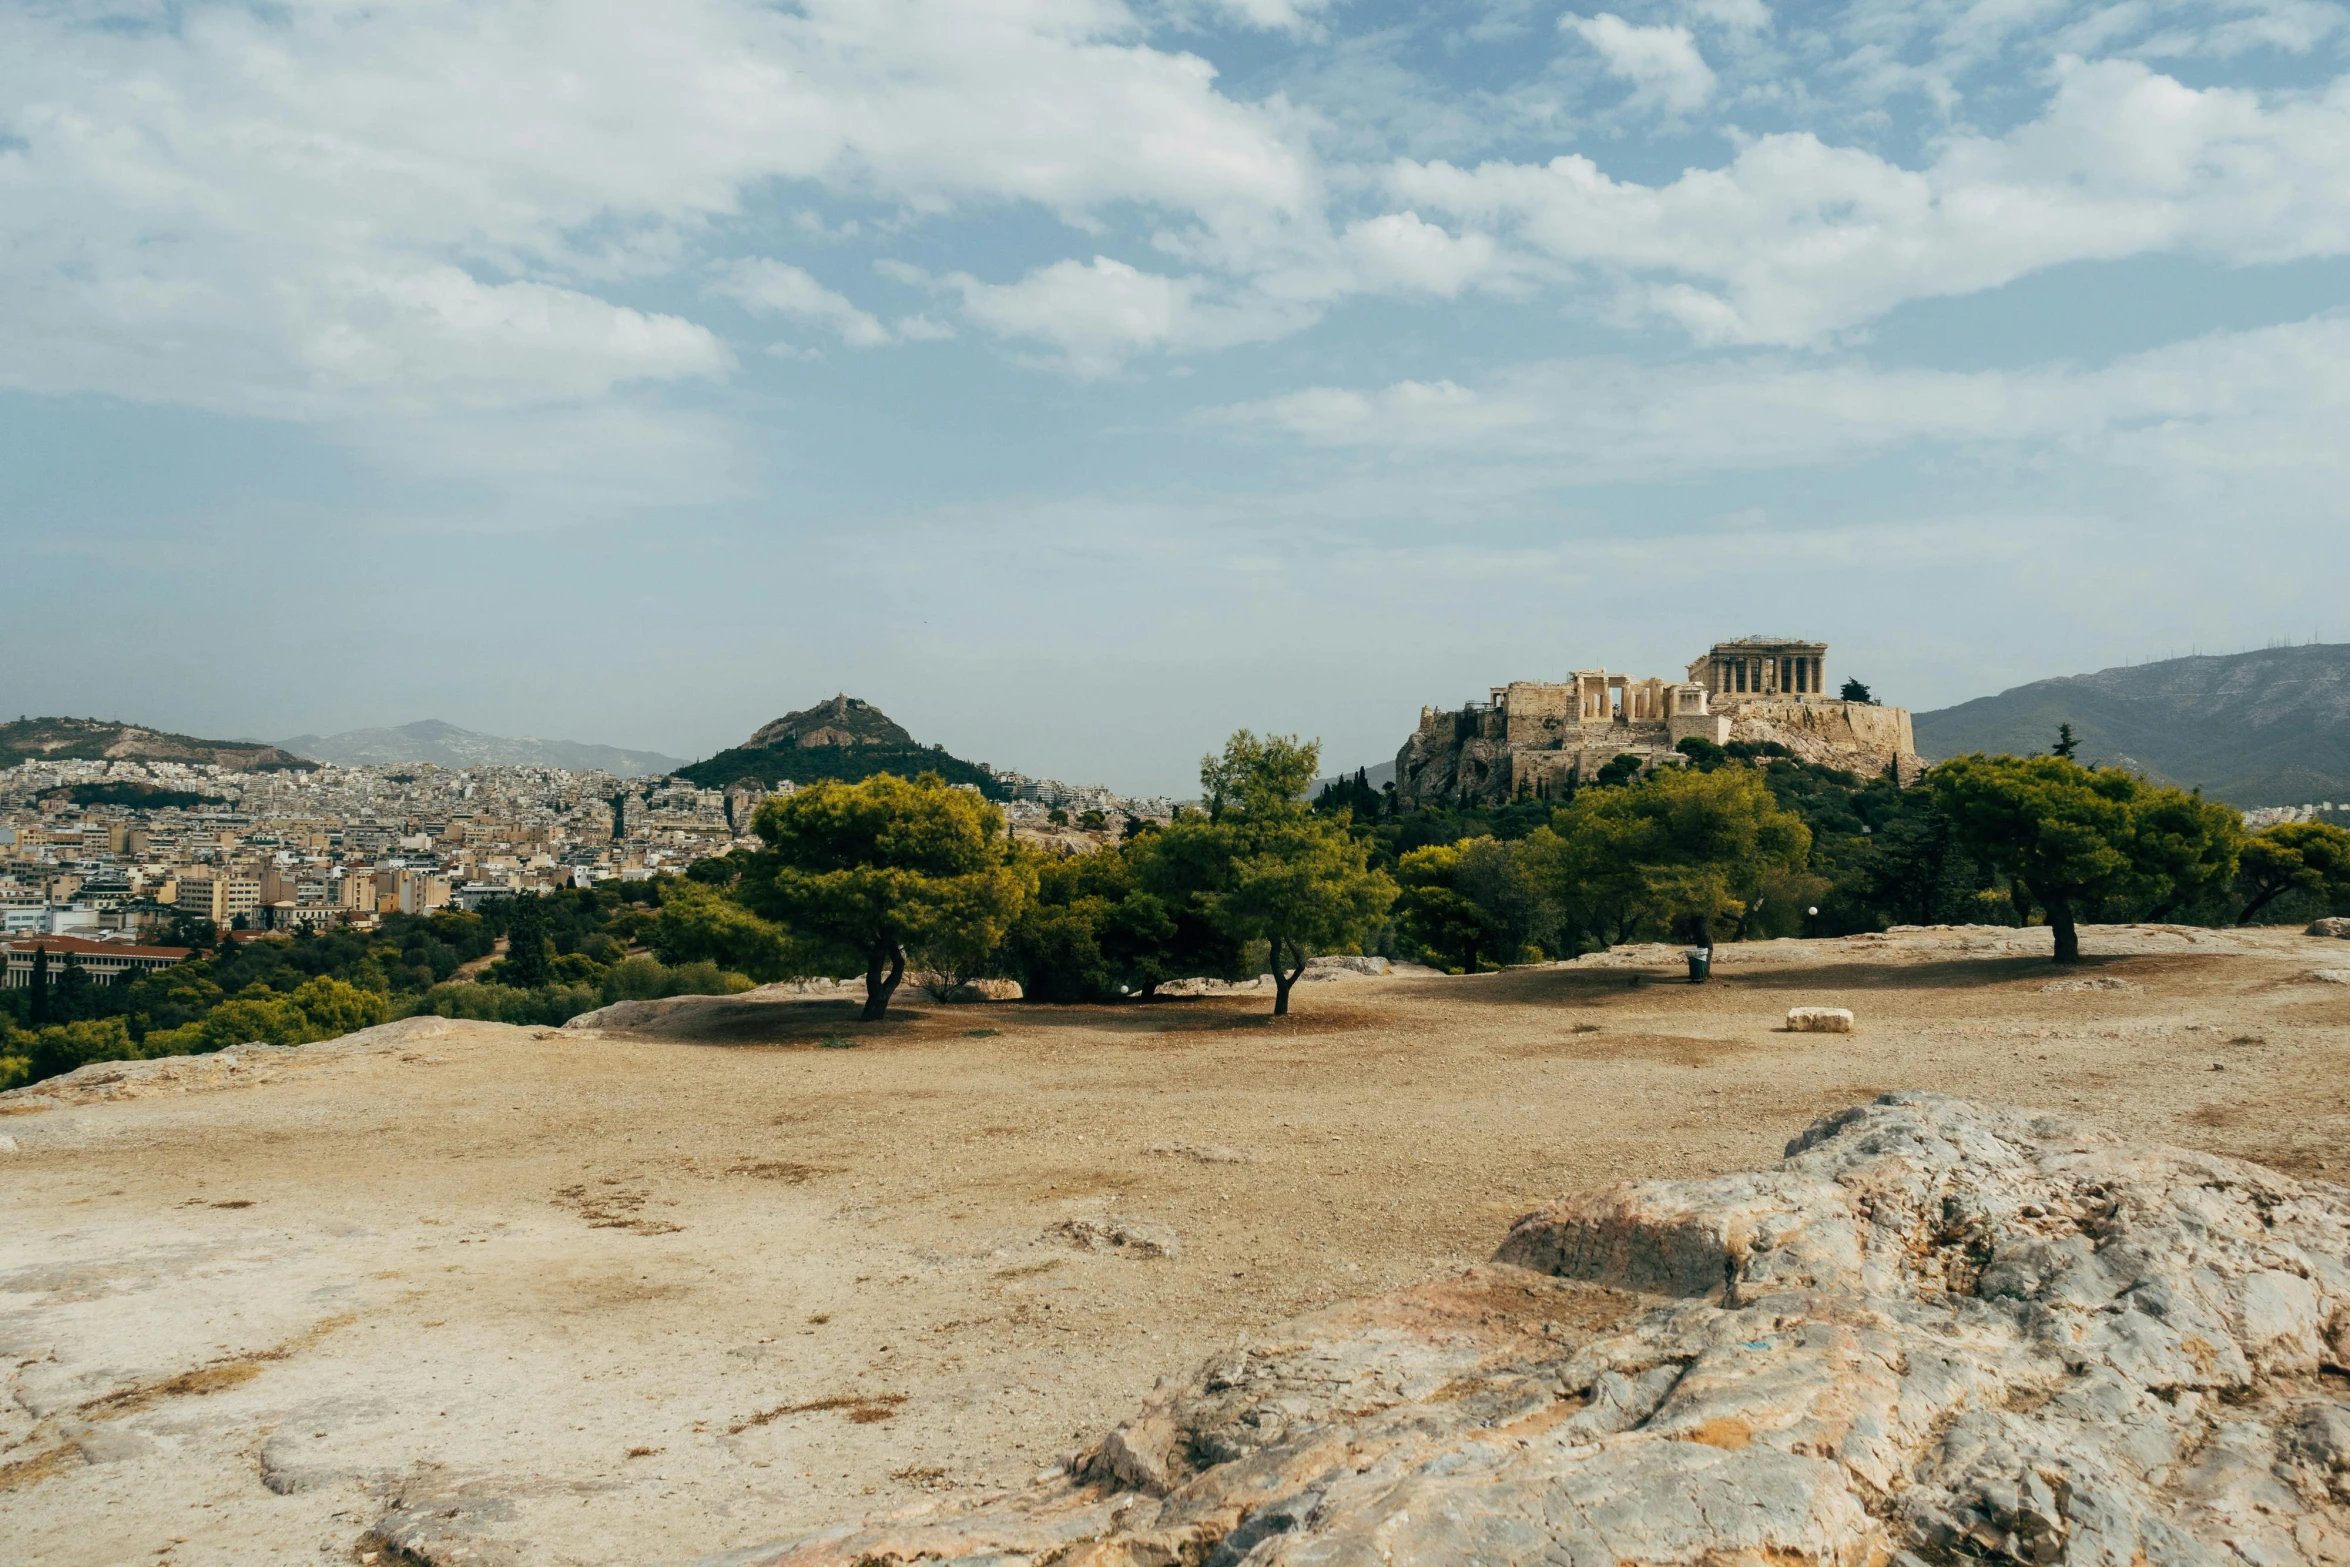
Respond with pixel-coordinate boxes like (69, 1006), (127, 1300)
(7, 8), (2350, 1565)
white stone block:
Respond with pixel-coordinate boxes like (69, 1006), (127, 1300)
(1786, 1006), (1854, 1033)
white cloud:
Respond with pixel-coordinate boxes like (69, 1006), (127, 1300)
(1393, 58), (2350, 345)
(1684, 0), (1771, 32)
(1562, 13), (1718, 112)
(709, 259), (897, 347)
(3, 0), (2349, 438)
(1339, 212), (1504, 295)
(0, 0), (1314, 428)
(1208, 312), (2350, 480)
(1195, 0), (1341, 30)
(924, 256), (1311, 375)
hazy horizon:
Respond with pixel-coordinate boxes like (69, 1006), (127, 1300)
(7, 0), (2348, 795)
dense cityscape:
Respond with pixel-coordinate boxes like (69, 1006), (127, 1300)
(0, 751), (1180, 969)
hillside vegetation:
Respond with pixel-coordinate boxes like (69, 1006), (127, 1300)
(673, 696), (1005, 798)
(0, 716), (308, 772)
(1914, 644), (2350, 805)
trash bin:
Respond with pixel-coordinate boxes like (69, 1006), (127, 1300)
(1685, 947), (1712, 983)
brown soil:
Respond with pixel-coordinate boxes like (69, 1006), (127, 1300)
(4, 925), (2348, 1565)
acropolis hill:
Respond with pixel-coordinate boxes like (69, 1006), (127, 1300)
(1396, 636), (1921, 808)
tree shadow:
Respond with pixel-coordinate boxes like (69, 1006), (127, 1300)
(1414, 951), (2191, 1004)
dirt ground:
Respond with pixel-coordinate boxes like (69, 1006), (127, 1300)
(6, 923), (2350, 1566)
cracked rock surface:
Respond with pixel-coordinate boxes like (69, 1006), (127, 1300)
(738, 1093), (2350, 1566)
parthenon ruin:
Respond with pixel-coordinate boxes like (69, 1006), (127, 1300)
(1690, 638), (1828, 698)
(1393, 636), (1920, 809)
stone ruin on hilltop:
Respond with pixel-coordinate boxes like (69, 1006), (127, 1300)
(1395, 635), (1923, 808)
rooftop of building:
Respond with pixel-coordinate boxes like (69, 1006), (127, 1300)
(3, 935), (194, 959)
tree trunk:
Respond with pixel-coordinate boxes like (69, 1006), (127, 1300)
(861, 944), (906, 1022)
(2235, 882), (2285, 927)
(1271, 937), (1304, 1017)
(2034, 885), (2081, 963)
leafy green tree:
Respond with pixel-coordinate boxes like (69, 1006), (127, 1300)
(998, 845), (1138, 1003)
(742, 772), (1032, 1021)
(1673, 736), (1729, 770)
(163, 976), (392, 1053)
(1929, 754), (2241, 962)
(1396, 836), (1555, 971)
(2235, 820), (2350, 925)
(53, 952), (96, 1023)
(24, 1017), (137, 1083)
(2131, 786), (2248, 920)
(1121, 820), (1251, 996)
(1859, 804), (1992, 927)
(2052, 724), (2080, 759)
(1396, 842), (1499, 973)
(1593, 753), (1645, 788)
(502, 895), (554, 988)
(649, 881), (806, 980)
(1533, 765), (1812, 950)
(1182, 731), (1395, 1016)
(1840, 678), (1875, 704)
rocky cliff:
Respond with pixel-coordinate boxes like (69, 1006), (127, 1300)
(744, 695), (917, 751)
(1727, 698), (1921, 781)
(740, 1093), (2350, 1567)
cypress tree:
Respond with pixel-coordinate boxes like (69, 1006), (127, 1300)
(26, 944), (48, 1027)
(504, 896), (554, 989)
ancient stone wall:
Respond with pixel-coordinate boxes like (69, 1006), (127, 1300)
(1726, 698), (1921, 781)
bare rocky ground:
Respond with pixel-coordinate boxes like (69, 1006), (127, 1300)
(4, 923), (2350, 1565)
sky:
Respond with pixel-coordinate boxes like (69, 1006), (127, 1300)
(4, 0), (2349, 795)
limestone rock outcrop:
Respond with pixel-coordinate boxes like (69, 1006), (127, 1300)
(729, 1093), (2350, 1567)
(1726, 696), (1921, 780)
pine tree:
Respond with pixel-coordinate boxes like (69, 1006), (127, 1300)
(2052, 723), (2079, 759)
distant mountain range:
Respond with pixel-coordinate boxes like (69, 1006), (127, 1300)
(0, 716), (306, 772)
(672, 695), (1005, 797)
(278, 719), (684, 777)
(1913, 644), (2350, 806)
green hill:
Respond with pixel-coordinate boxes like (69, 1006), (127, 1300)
(1913, 644), (2350, 806)
(673, 697), (1007, 799)
(0, 716), (310, 773)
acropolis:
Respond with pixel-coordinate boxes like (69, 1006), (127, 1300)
(1393, 636), (1920, 808)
